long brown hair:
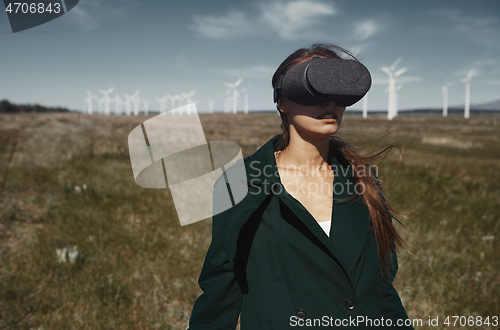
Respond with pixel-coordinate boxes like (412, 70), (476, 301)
(272, 43), (411, 278)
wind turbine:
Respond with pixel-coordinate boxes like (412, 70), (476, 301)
(164, 94), (174, 114)
(123, 92), (135, 116)
(155, 96), (167, 114)
(395, 84), (403, 117)
(170, 95), (181, 115)
(241, 84), (252, 114)
(142, 100), (151, 116)
(85, 90), (96, 115)
(208, 99), (214, 114)
(441, 82), (455, 117)
(98, 86), (115, 116)
(114, 93), (123, 115)
(224, 77), (243, 114)
(224, 95), (231, 114)
(129, 90), (141, 116)
(381, 57), (407, 120)
(362, 95), (368, 119)
(181, 90), (196, 115)
(461, 69), (475, 119)
(97, 97), (105, 115)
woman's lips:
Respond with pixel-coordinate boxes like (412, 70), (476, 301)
(316, 113), (336, 120)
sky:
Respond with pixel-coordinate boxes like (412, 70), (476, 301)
(1, 0), (499, 113)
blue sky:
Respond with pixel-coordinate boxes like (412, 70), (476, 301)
(1, 0), (499, 113)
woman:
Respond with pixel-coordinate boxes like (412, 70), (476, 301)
(188, 44), (413, 329)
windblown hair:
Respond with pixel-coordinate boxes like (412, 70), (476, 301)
(272, 43), (411, 278)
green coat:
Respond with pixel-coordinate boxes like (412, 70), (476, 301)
(188, 133), (413, 329)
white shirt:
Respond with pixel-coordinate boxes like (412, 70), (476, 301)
(318, 220), (331, 237)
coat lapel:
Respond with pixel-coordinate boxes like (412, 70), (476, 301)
(223, 135), (281, 277)
(329, 147), (370, 275)
(222, 133), (370, 281)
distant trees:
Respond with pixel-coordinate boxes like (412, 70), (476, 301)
(0, 99), (69, 113)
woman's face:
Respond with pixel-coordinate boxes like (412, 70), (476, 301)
(278, 97), (346, 139)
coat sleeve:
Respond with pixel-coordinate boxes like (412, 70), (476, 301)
(373, 173), (414, 329)
(380, 254), (414, 329)
(187, 184), (243, 330)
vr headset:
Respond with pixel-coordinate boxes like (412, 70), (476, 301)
(273, 56), (372, 107)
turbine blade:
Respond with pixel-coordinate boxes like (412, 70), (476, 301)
(466, 69), (475, 80)
(234, 77), (243, 87)
(381, 67), (392, 75)
(390, 57), (402, 70)
(395, 67), (407, 77)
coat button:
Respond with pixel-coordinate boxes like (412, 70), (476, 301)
(345, 299), (355, 310)
(296, 309), (307, 320)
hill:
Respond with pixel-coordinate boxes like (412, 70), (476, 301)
(0, 99), (70, 113)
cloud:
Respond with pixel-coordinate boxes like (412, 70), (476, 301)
(216, 65), (276, 80)
(189, 0), (337, 40)
(421, 9), (499, 48)
(353, 20), (377, 41)
(259, 0), (337, 40)
(486, 79), (500, 86)
(190, 11), (257, 39)
(472, 59), (498, 67)
(62, 0), (139, 32)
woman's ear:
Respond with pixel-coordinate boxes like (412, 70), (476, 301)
(277, 97), (289, 114)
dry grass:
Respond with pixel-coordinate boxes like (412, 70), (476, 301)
(0, 112), (499, 329)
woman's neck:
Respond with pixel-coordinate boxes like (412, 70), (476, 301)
(277, 128), (332, 177)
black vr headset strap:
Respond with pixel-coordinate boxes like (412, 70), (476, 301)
(273, 74), (285, 103)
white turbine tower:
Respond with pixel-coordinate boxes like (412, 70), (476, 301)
(224, 95), (231, 114)
(381, 57), (407, 120)
(85, 90), (96, 115)
(461, 69), (475, 119)
(123, 92), (135, 116)
(441, 82), (455, 117)
(362, 95), (368, 119)
(98, 86), (115, 116)
(155, 96), (167, 114)
(97, 97), (105, 115)
(131, 90), (140, 116)
(241, 84), (252, 114)
(172, 95), (181, 115)
(395, 84), (403, 117)
(142, 100), (151, 116)
(224, 77), (243, 114)
(164, 94), (172, 111)
(208, 99), (214, 114)
(242, 89), (249, 114)
(181, 90), (196, 115)
(114, 93), (123, 115)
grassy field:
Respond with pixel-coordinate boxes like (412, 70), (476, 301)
(0, 111), (499, 329)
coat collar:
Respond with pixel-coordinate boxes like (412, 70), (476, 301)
(223, 133), (370, 283)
